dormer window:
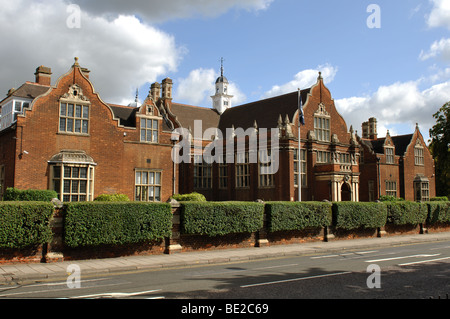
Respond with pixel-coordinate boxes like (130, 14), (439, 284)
(414, 141), (424, 166)
(140, 118), (159, 143)
(59, 84), (90, 135)
(314, 103), (331, 142)
(385, 147), (394, 164)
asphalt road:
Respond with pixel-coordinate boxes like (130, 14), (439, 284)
(0, 240), (448, 300)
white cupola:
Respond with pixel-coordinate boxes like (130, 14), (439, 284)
(211, 58), (233, 114)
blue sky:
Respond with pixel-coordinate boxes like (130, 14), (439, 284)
(1, 0), (449, 141)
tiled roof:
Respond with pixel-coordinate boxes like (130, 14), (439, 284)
(170, 103), (220, 134)
(365, 134), (414, 156)
(1, 82), (50, 104)
(218, 89), (310, 131)
(108, 104), (137, 127)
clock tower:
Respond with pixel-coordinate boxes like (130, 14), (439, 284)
(211, 58), (233, 114)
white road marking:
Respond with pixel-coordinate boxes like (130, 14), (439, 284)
(70, 289), (162, 299)
(365, 254), (441, 263)
(0, 282), (124, 298)
(240, 271), (352, 288)
(398, 256), (450, 266)
(311, 255), (339, 259)
(191, 263), (299, 277)
(311, 251), (378, 259)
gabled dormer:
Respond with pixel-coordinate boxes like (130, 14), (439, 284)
(137, 96), (163, 144)
(384, 130), (395, 164)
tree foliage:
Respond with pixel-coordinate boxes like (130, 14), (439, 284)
(429, 102), (450, 197)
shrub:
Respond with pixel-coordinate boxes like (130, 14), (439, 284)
(0, 202), (54, 249)
(427, 201), (450, 224)
(430, 196), (449, 202)
(171, 192), (206, 202)
(379, 195), (404, 202)
(63, 202), (172, 248)
(265, 201), (332, 232)
(181, 202), (264, 237)
(385, 201), (428, 225)
(332, 202), (387, 230)
(94, 194), (130, 202)
(4, 188), (58, 202)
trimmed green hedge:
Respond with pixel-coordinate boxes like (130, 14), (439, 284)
(0, 202), (54, 249)
(430, 196), (449, 201)
(171, 192), (207, 202)
(63, 202), (172, 248)
(386, 201), (428, 225)
(4, 188), (58, 202)
(427, 201), (450, 224)
(379, 195), (404, 202)
(94, 194), (130, 202)
(265, 201), (332, 232)
(332, 202), (387, 230)
(181, 202), (264, 237)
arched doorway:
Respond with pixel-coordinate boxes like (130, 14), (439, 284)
(341, 182), (352, 201)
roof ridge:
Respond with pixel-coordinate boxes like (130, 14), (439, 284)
(172, 102), (216, 111)
(230, 89), (311, 111)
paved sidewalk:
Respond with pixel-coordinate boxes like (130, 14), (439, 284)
(1, 232), (450, 284)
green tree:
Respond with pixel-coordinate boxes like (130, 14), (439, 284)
(429, 101), (450, 197)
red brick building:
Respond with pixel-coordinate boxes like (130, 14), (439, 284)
(0, 59), (176, 202)
(0, 59), (436, 202)
(358, 118), (436, 202)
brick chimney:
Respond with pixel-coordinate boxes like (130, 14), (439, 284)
(150, 82), (161, 101)
(81, 67), (90, 79)
(161, 78), (173, 100)
(34, 66), (52, 86)
(362, 117), (378, 140)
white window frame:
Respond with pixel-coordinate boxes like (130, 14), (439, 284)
(294, 148), (307, 187)
(193, 155), (212, 189)
(236, 152), (250, 188)
(59, 102), (90, 135)
(140, 117), (160, 143)
(414, 146), (424, 166)
(258, 149), (275, 188)
(51, 164), (95, 202)
(314, 116), (330, 142)
(385, 147), (394, 164)
(386, 181), (397, 197)
(135, 169), (162, 202)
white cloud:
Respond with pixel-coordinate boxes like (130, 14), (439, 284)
(419, 38), (450, 61)
(175, 68), (246, 107)
(427, 0), (450, 29)
(335, 80), (450, 141)
(262, 64), (338, 98)
(74, 0), (273, 23)
(0, 0), (183, 104)
(175, 68), (217, 105)
(0, 0), (273, 105)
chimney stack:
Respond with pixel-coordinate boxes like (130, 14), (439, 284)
(362, 117), (378, 140)
(34, 66), (52, 86)
(161, 78), (173, 100)
(150, 82), (161, 101)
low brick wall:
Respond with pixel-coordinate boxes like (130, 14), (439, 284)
(1, 202), (449, 264)
(0, 246), (43, 264)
